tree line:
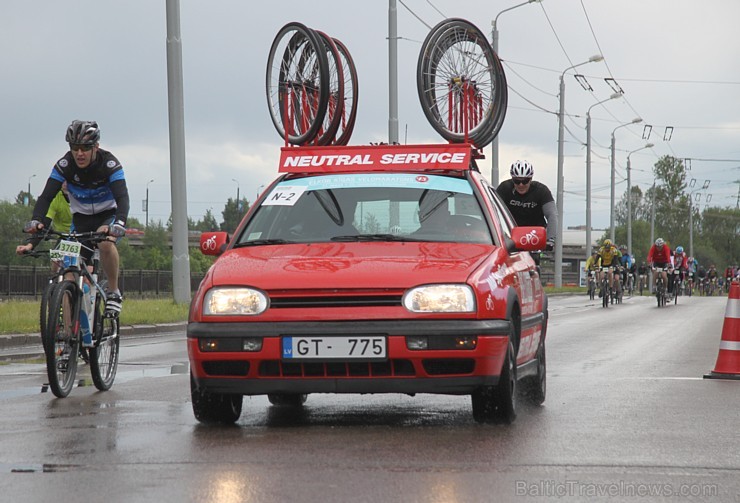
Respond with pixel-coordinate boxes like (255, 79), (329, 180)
(610, 155), (739, 268)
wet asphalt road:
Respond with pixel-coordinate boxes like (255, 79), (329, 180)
(0, 294), (739, 502)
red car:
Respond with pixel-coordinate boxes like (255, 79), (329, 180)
(188, 143), (548, 424)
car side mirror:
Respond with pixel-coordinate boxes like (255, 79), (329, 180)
(508, 226), (547, 253)
(199, 232), (230, 256)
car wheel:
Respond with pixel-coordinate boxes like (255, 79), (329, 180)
(267, 393), (308, 406)
(471, 340), (517, 424)
(520, 338), (546, 405)
(190, 372), (242, 424)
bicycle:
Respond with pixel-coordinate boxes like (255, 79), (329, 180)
(672, 269), (682, 304)
(612, 266), (623, 304)
(33, 229), (120, 398)
(587, 270), (596, 300)
(599, 266), (610, 308)
(638, 272), (648, 296)
(625, 271), (635, 297)
(685, 272), (694, 297)
(654, 267), (668, 307)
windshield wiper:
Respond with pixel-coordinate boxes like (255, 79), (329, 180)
(331, 234), (425, 242)
(234, 238), (295, 247)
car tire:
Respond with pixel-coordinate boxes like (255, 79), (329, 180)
(471, 340), (517, 424)
(520, 338), (546, 406)
(190, 373), (243, 424)
(267, 393), (308, 406)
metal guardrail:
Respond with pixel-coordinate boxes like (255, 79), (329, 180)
(0, 265), (205, 299)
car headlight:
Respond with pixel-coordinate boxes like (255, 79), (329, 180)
(203, 287), (268, 315)
(402, 284), (475, 313)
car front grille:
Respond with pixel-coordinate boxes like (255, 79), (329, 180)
(268, 294), (402, 308)
(201, 358), (477, 378)
(202, 361), (250, 377)
(259, 359), (415, 377)
(422, 358), (475, 375)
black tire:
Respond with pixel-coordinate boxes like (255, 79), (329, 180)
(265, 22), (329, 146)
(268, 393), (308, 406)
(313, 31), (345, 146)
(44, 280), (80, 398)
(89, 284), (120, 391)
(39, 280), (54, 347)
(471, 340), (517, 424)
(190, 373), (242, 424)
(520, 338), (546, 405)
(331, 37), (359, 146)
(417, 18), (506, 148)
(602, 282), (609, 308)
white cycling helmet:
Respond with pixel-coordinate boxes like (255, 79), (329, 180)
(510, 160), (534, 179)
(655, 238), (665, 247)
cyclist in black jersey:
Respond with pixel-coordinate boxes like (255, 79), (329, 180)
(24, 120), (130, 317)
(496, 160), (559, 252)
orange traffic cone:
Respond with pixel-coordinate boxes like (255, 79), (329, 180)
(704, 280), (740, 380)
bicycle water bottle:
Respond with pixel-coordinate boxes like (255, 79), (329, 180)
(80, 283), (93, 347)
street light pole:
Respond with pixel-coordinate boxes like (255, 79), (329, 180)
(145, 179), (154, 228)
(586, 92), (622, 262)
(610, 118), (642, 241)
(626, 143), (653, 256)
(27, 174), (36, 206)
(491, 0), (541, 186)
(556, 54), (602, 288)
(688, 179), (710, 258)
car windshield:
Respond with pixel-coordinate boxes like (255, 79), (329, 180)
(234, 173), (493, 246)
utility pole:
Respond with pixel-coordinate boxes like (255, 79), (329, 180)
(166, 0), (191, 303)
(388, 0), (398, 144)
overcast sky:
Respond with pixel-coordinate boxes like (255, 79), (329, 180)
(3, 0), (740, 231)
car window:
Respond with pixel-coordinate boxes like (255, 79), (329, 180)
(235, 173), (493, 245)
(487, 186), (515, 241)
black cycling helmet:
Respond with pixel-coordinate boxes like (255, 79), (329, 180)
(65, 120), (100, 145)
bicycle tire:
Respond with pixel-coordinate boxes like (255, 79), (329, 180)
(44, 280), (80, 398)
(266, 22), (329, 146)
(417, 18), (506, 147)
(39, 280), (54, 352)
(331, 37), (359, 146)
(89, 282), (120, 391)
(313, 30), (344, 146)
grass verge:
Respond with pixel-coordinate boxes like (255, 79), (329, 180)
(0, 298), (190, 335)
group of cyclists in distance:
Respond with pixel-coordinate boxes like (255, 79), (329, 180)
(585, 237), (740, 302)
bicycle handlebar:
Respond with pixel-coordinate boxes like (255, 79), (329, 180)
(26, 228), (110, 242)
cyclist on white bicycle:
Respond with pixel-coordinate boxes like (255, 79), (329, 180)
(596, 239), (622, 295)
(673, 246), (689, 294)
(648, 238), (672, 296)
(619, 245), (633, 290)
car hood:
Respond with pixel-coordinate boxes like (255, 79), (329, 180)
(211, 242), (494, 290)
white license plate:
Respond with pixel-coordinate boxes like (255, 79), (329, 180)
(282, 336), (386, 360)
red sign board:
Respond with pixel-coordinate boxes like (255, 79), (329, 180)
(279, 143), (472, 173)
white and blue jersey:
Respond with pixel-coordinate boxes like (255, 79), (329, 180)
(33, 148), (130, 225)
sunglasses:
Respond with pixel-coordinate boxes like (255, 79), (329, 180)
(513, 178), (531, 185)
(69, 144), (94, 152)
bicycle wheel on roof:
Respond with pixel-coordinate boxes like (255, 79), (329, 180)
(266, 22), (329, 146)
(417, 18), (506, 148)
(330, 37), (359, 146)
